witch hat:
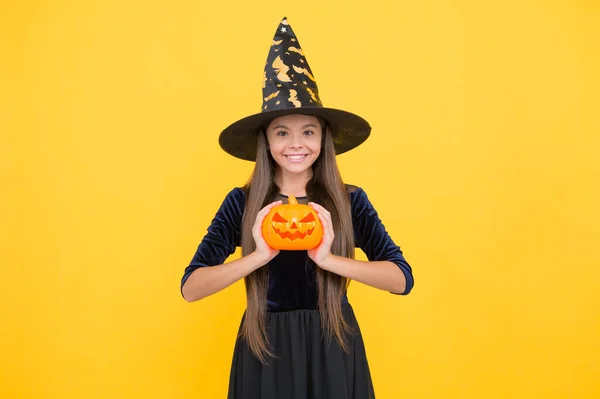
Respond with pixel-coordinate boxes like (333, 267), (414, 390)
(218, 17), (371, 161)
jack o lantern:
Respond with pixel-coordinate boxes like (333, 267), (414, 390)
(262, 195), (323, 250)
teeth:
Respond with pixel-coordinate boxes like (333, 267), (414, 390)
(286, 155), (307, 160)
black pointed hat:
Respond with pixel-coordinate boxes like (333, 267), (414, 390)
(218, 17), (371, 161)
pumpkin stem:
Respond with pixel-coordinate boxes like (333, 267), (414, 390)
(288, 195), (298, 205)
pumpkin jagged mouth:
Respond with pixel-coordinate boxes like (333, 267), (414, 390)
(272, 226), (315, 241)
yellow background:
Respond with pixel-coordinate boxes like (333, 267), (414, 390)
(2, 1), (599, 398)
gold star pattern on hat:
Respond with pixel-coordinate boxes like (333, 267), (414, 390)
(260, 17), (322, 111)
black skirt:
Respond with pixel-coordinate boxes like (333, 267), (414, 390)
(228, 303), (375, 399)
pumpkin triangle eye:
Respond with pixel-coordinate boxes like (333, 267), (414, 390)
(272, 212), (288, 222)
(299, 213), (316, 223)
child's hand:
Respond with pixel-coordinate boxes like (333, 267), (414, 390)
(252, 200), (282, 264)
(307, 202), (334, 267)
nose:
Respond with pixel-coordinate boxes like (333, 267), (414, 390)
(289, 132), (304, 149)
(290, 222), (298, 229)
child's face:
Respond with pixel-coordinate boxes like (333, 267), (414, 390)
(266, 114), (322, 177)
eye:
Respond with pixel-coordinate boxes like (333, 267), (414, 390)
(299, 213), (315, 222)
(303, 130), (314, 136)
(272, 212), (288, 222)
(276, 131), (288, 136)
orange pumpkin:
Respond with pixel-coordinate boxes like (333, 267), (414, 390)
(262, 195), (323, 250)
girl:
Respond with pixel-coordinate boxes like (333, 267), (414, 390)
(180, 17), (414, 399)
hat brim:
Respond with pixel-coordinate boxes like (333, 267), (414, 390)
(218, 106), (371, 161)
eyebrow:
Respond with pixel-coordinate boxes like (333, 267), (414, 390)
(271, 123), (318, 130)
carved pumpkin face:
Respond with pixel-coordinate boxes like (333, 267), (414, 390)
(262, 195), (323, 250)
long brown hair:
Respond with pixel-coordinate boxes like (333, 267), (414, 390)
(239, 117), (355, 363)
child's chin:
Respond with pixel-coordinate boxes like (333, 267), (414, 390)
(281, 162), (313, 173)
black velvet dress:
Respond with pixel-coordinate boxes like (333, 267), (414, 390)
(181, 186), (414, 399)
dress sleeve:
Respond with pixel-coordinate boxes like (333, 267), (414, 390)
(180, 187), (246, 297)
(351, 187), (414, 295)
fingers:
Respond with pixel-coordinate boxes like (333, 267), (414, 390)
(249, 201), (282, 259)
(262, 200), (283, 214)
(308, 202), (331, 225)
(254, 201), (282, 224)
(309, 202), (334, 242)
(253, 200), (282, 236)
(308, 202), (330, 216)
(319, 211), (331, 233)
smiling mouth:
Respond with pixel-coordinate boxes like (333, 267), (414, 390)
(273, 226), (315, 240)
(285, 154), (308, 161)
